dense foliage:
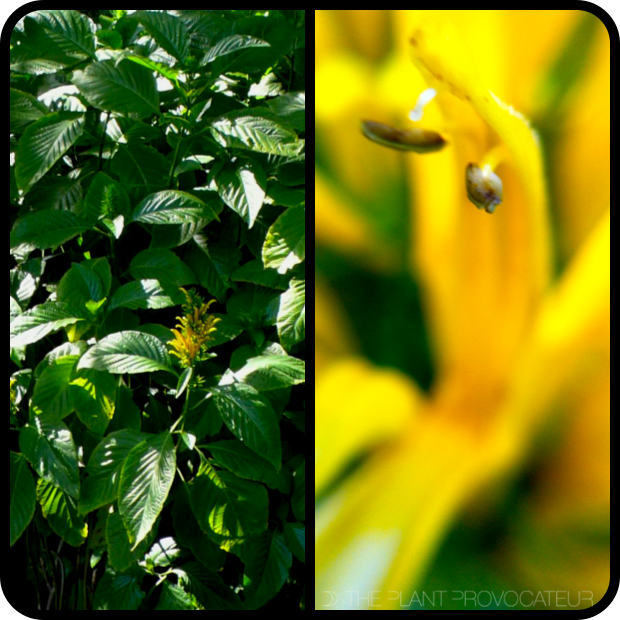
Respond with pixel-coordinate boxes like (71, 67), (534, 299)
(10, 9), (305, 612)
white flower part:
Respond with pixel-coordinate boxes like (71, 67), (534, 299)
(408, 88), (437, 122)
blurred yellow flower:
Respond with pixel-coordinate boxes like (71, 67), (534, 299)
(315, 9), (609, 610)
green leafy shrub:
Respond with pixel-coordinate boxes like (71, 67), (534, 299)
(10, 9), (305, 612)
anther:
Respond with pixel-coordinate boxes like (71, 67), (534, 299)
(465, 163), (503, 214)
(361, 120), (447, 153)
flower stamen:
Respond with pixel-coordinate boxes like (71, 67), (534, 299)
(408, 87), (438, 122)
(361, 119), (447, 153)
(465, 161), (503, 214)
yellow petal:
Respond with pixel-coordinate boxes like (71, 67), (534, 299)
(316, 414), (516, 610)
(315, 357), (420, 497)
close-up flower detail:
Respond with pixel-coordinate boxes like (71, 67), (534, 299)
(465, 162), (503, 213)
(316, 9), (610, 611)
(361, 119), (447, 152)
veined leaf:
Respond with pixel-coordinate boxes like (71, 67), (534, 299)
(132, 190), (220, 225)
(263, 207), (305, 273)
(79, 430), (146, 516)
(10, 453), (36, 547)
(233, 354), (306, 391)
(36, 478), (88, 547)
(109, 279), (178, 311)
(129, 249), (198, 288)
(118, 432), (177, 550)
(31, 355), (79, 422)
(10, 88), (49, 133)
(10, 210), (90, 251)
(278, 278), (306, 350)
(207, 440), (286, 491)
(214, 161), (266, 229)
(210, 109), (301, 157)
(284, 522), (305, 563)
(72, 59), (160, 119)
(78, 331), (175, 375)
(57, 258), (112, 308)
(19, 417), (80, 499)
(210, 384), (282, 470)
(189, 466), (269, 549)
(10, 10), (96, 74)
(15, 112), (85, 194)
(111, 143), (169, 202)
(267, 92), (305, 132)
(203, 34), (270, 64)
(134, 11), (190, 62)
(93, 567), (146, 610)
(10, 301), (87, 349)
(243, 530), (293, 609)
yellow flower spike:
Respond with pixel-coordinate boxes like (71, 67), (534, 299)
(361, 119), (447, 153)
(168, 289), (220, 368)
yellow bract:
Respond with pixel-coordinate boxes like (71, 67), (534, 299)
(168, 288), (221, 368)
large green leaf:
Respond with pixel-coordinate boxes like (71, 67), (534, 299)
(243, 530), (293, 609)
(278, 278), (306, 350)
(172, 485), (226, 571)
(111, 143), (169, 201)
(129, 249), (198, 287)
(31, 355), (79, 421)
(134, 11), (190, 62)
(19, 418), (80, 499)
(79, 430), (146, 516)
(72, 59), (160, 119)
(69, 369), (118, 435)
(10, 452), (36, 547)
(214, 161), (266, 228)
(118, 432), (177, 550)
(207, 440), (286, 491)
(174, 562), (244, 610)
(268, 92), (305, 132)
(210, 383), (282, 470)
(78, 331), (175, 375)
(132, 190), (220, 225)
(109, 280), (179, 312)
(57, 258), (112, 308)
(10, 88), (49, 133)
(15, 112), (85, 194)
(263, 207), (305, 273)
(284, 522), (305, 563)
(203, 34), (271, 64)
(189, 465), (269, 550)
(210, 109), (301, 157)
(93, 568), (146, 610)
(156, 582), (198, 610)
(233, 354), (306, 391)
(10, 210), (90, 250)
(10, 10), (96, 74)
(10, 301), (86, 349)
(36, 478), (88, 547)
